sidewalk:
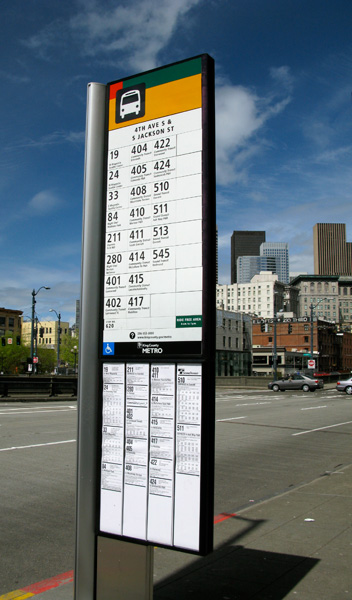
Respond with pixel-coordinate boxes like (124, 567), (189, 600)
(4, 464), (352, 600)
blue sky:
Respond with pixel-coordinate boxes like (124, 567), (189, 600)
(1, 0), (352, 324)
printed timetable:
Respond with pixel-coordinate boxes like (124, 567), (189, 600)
(103, 107), (203, 346)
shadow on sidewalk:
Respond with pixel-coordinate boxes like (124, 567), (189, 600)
(154, 515), (319, 600)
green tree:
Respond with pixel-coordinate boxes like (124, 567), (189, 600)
(0, 333), (30, 374)
(36, 347), (57, 374)
(59, 333), (79, 370)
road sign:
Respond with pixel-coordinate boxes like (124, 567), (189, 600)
(7, 338), (12, 345)
(308, 359), (316, 369)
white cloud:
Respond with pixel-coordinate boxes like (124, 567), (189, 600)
(70, 0), (202, 72)
(28, 190), (62, 214)
(215, 80), (291, 186)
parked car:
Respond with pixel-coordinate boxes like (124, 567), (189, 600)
(268, 373), (324, 392)
(336, 377), (352, 395)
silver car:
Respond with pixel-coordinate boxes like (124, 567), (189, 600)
(336, 377), (352, 395)
(268, 373), (324, 392)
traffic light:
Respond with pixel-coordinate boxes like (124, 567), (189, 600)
(16, 336), (20, 345)
(260, 322), (265, 332)
(288, 323), (292, 334)
(39, 327), (44, 338)
(1, 337), (5, 347)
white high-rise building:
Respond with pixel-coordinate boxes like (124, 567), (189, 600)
(216, 272), (285, 318)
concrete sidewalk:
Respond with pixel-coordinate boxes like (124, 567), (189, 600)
(8, 463), (351, 600)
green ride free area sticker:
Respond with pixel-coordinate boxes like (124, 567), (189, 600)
(176, 315), (202, 328)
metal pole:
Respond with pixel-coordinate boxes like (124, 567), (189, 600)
(31, 290), (35, 369)
(273, 317), (278, 380)
(57, 313), (61, 374)
(310, 303), (314, 358)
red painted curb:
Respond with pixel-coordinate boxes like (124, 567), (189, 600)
(213, 512), (236, 524)
(21, 571), (74, 595)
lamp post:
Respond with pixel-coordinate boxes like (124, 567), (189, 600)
(310, 298), (326, 367)
(71, 345), (78, 374)
(31, 286), (50, 373)
(49, 308), (61, 375)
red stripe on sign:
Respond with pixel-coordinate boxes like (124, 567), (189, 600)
(109, 81), (123, 99)
(21, 570), (74, 594)
(214, 512), (236, 524)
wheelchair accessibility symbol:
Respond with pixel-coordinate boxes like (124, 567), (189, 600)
(103, 342), (115, 355)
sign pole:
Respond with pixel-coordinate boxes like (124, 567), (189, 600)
(75, 54), (215, 599)
(75, 82), (107, 599)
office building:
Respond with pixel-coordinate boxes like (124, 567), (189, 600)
(260, 242), (289, 284)
(22, 319), (70, 353)
(0, 308), (23, 338)
(313, 223), (352, 276)
(231, 230), (265, 283)
(237, 255), (278, 284)
(216, 272), (285, 318)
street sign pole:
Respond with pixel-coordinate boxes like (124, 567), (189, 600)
(76, 55), (215, 600)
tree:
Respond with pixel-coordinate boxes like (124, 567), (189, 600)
(59, 333), (79, 370)
(36, 347), (56, 374)
(0, 332), (30, 374)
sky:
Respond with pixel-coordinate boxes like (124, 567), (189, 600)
(1, 0), (352, 325)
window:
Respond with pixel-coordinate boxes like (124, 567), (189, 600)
(304, 325), (309, 331)
(0, 317), (5, 326)
(304, 336), (309, 342)
(268, 336), (273, 342)
(223, 336), (226, 348)
(228, 337), (232, 348)
(9, 318), (14, 327)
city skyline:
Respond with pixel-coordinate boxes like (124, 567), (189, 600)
(1, 1), (352, 324)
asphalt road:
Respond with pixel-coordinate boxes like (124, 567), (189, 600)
(0, 387), (351, 593)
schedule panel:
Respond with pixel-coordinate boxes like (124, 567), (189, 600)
(99, 55), (215, 556)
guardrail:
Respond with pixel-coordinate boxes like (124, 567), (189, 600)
(0, 376), (77, 398)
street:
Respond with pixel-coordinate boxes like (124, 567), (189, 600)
(0, 387), (351, 593)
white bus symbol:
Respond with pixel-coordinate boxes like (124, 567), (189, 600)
(120, 89), (141, 119)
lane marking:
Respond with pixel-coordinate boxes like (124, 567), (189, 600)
(0, 440), (76, 452)
(217, 416), (247, 422)
(0, 408), (76, 416)
(301, 405), (327, 411)
(0, 405), (76, 412)
(236, 402), (271, 407)
(292, 420), (352, 436)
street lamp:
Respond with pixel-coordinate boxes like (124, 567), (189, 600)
(310, 298), (326, 367)
(49, 308), (61, 375)
(31, 286), (50, 373)
(71, 345), (78, 374)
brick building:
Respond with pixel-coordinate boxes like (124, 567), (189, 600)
(252, 318), (342, 374)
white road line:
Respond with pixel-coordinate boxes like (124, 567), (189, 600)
(0, 439), (76, 452)
(0, 405), (76, 412)
(292, 420), (352, 436)
(0, 408), (76, 416)
(236, 402), (271, 407)
(301, 406), (327, 411)
(217, 416), (247, 422)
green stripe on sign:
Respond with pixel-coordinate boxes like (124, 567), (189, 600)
(176, 315), (202, 328)
(125, 57), (202, 90)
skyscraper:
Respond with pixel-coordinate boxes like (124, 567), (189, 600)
(237, 255), (278, 283)
(260, 242), (289, 284)
(313, 223), (352, 276)
(231, 230), (266, 283)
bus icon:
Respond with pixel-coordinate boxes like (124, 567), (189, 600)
(115, 83), (145, 124)
(120, 89), (141, 119)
